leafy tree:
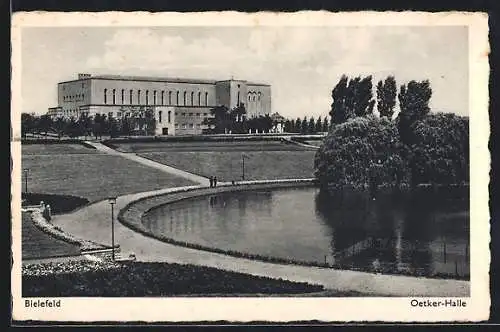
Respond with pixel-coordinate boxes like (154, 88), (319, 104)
(109, 117), (120, 138)
(229, 103), (247, 134)
(53, 117), (66, 139)
(322, 117), (329, 132)
(301, 116), (308, 134)
(406, 113), (469, 186)
(21, 113), (36, 138)
(295, 118), (302, 133)
(397, 80), (433, 145)
(262, 115), (273, 133)
(65, 118), (80, 138)
(78, 113), (93, 139)
(284, 120), (292, 133)
(330, 75), (375, 126)
(308, 117), (316, 134)
(314, 115), (409, 190)
(202, 105), (230, 134)
(143, 108), (156, 136)
(38, 114), (53, 136)
(315, 116), (323, 133)
(329, 120), (335, 132)
(121, 116), (132, 137)
(92, 114), (106, 139)
(376, 76), (397, 119)
(247, 115), (273, 133)
(398, 80), (432, 119)
(350, 76), (375, 117)
(289, 119), (295, 133)
(329, 75), (350, 125)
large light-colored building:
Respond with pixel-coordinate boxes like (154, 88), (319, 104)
(48, 73), (272, 135)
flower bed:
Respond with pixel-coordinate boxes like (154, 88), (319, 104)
(22, 260), (325, 297)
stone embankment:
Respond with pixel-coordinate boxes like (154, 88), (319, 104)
(281, 136), (320, 150)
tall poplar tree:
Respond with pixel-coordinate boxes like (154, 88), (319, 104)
(376, 76), (397, 119)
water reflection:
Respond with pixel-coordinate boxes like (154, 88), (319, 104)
(314, 188), (469, 278)
(142, 187), (469, 279)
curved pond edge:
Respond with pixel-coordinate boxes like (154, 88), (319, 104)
(117, 179), (469, 281)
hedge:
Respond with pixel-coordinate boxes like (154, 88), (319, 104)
(21, 139), (97, 149)
(22, 193), (89, 215)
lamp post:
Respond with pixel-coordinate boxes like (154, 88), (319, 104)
(108, 196), (117, 261)
(23, 168), (29, 194)
(241, 154), (249, 180)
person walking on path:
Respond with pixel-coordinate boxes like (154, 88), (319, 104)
(214, 176), (218, 187)
(209, 176), (214, 188)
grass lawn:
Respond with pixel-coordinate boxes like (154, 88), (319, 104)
(21, 143), (100, 155)
(22, 212), (81, 260)
(22, 150), (196, 202)
(22, 260), (331, 297)
(140, 150), (317, 182)
(112, 140), (308, 153)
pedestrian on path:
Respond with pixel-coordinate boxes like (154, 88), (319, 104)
(209, 176), (214, 188)
(214, 176), (218, 187)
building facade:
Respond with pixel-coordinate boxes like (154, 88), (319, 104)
(48, 73), (272, 135)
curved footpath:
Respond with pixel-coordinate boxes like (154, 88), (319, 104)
(51, 181), (470, 297)
(83, 141), (209, 185)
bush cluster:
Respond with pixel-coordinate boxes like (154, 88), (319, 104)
(22, 261), (324, 296)
(22, 139), (97, 146)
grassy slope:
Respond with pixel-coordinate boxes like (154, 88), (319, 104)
(140, 151), (317, 182)
(114, 141), (317, 182)
(22, 212), (81, 260)
(21, 144), (196, 202)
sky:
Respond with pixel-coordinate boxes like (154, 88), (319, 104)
(21, 26), (469, 119)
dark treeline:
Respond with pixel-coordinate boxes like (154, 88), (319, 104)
(21, 109), (156, 140)
(315, 74), (469, 189)
(202, 104), (279, 134)
(283, 116), (330, 134)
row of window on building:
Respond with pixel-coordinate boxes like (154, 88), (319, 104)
(103, 89), (211, 106)
(63, 94), (85, 102)
(59, 108), (211, 121)
(63, 89), (264, 107)
(247, 91), (263, 102)
(175, 123), (203, 129)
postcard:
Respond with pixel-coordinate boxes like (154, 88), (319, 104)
(11, 10), (490, 323)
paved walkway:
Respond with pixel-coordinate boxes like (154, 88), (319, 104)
(84, 141), (208, 185)
(51, 183), (470, 297)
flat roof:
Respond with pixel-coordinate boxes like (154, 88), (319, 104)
(59, 74), (270, 86)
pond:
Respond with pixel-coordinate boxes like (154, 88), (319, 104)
(142, 186), (470, 279)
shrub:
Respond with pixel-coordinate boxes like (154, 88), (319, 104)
(22, 193), (89, 214)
